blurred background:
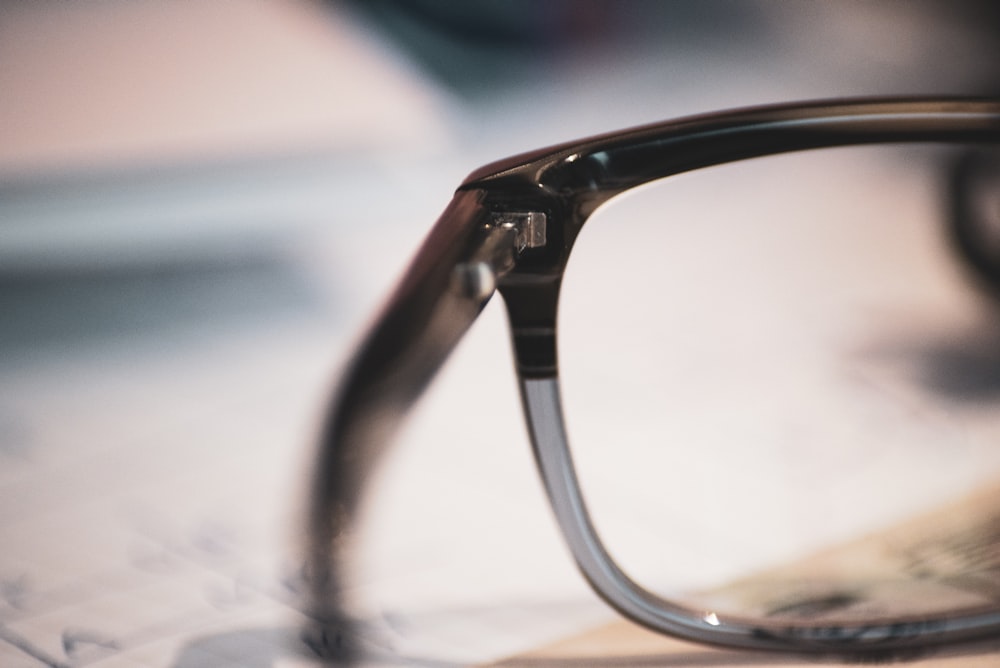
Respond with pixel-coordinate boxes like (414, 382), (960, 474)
(0, 1), (997, 666)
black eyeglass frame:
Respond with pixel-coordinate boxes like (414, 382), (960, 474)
(307, 98), (1000, 660)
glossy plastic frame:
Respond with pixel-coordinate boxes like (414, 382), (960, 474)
(307, 98), (1000, 661)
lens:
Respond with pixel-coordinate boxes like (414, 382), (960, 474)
(557, 145), (1000, 624)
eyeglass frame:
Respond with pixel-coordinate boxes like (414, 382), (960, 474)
(305, 97), (1000, 661)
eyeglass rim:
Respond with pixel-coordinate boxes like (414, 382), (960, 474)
(498, 98), (1000, 656)
(307, 97), (1000, 661)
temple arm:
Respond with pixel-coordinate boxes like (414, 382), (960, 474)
(304, 188), (521, 660)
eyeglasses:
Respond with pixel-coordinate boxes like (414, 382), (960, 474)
(305, 98), (1000, 662)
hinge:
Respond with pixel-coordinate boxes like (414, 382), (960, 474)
(453, 211), (548, 301)
(492, 212), (547, 253)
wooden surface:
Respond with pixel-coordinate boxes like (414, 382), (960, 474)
(490, 617), (1000, 667)
(491, 483), (1000, 667)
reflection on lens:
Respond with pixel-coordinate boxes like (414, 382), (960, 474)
(558, 146), (1000, 625)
